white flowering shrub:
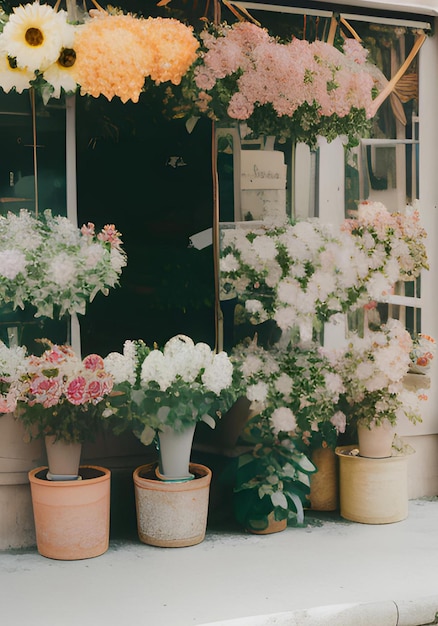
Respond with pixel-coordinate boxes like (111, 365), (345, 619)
(104, 335), (237, 445)
(220, 202), (428, 339)
(0, 209), (127, 318)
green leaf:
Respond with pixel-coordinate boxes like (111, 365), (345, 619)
(271, 491), (288, 510)
(287, 492), (305, 525)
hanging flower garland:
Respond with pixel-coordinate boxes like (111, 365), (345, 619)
(72, 12), (199, 103)
(173, 21), (387, 146)
(0, 2), (199, 103)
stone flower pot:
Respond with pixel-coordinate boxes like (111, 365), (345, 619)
(133, 462), (211, 547)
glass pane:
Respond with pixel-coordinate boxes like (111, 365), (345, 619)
(0, 91), (69, 352)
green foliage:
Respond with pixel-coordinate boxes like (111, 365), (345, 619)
(17, 400), (108, 444)
(233, 414), (315, 531)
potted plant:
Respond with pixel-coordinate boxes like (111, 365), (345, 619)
(16, 340), (115, 476)
(0, 209), (125, 550)
(104, 334), (237, 547)
(13, 340), (115, 560)
(167, 21), (385, 148)
(228, 337), (346, 532)
(327, 318), (423, 459)
(327, 319), (428, 525)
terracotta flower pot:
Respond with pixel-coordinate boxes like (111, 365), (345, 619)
(133, 462), (211, 547)
(247, 513), (287, 535)
(309, 446), (338, 511)
(28, 465), (111, 560)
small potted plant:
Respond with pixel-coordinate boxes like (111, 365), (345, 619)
(409, 333), (436, 375)
(17, 340), (115, 477)
(329, 319), (427, 525)
(327, 318), (423, 459)
(14, 340), (115, 560)
(104, 334), (237, 547)
(229, 337), (346, 532)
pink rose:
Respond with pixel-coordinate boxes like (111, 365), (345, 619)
(66, 376), (87, 405)
(30, 376), (62, 408)
(86, 379), (105, 402)
(83, 354), (105, 371)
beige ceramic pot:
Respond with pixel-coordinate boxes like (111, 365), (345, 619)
(0, 413), (43, 549)
(157, 424), (196, 481)
(133, 462), (211, 547)
(44, 435), (82, 479)
(336, 445), (409, 524)
(28, 465), (111, 560)
(357, 419), (396, 458)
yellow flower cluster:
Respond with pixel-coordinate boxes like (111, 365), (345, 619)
(142, 17), (199, 86)
(72, 13), (198, 103)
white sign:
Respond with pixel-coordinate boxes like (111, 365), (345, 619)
(240, 151), (286, 190)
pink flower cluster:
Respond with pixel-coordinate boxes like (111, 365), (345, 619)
(80, 222), (123, 249)
(26, 344), (114, 409)
(195, 22), (380, 121)
(342, 201), (429, 280)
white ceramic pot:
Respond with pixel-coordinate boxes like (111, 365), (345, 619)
(157, 423), (196, 481)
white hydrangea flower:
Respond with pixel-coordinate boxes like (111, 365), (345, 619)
(220, 253), (239, 273)
(0, 249), (26, 279)
(247, 381), (268, 403)
(270, 407), (296, 434)
(141, 350), (174, 391)
(83, 243), (104, 268)
(202, 351), (233, 394)
(104, 352), (136, 385)
(47, 253), (77, 287)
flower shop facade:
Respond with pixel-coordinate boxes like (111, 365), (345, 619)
(0, 0), (438, 549)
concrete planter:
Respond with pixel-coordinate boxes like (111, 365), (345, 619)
(0, 413), (43, 549)
(133, 462), (211, 547)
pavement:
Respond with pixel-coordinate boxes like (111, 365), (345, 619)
(1, 498), (438, 626)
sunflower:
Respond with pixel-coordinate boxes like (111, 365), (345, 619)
(0, 52), (34, 93)
(0, 2), (74, 72)
(43, 48), (78, 99)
